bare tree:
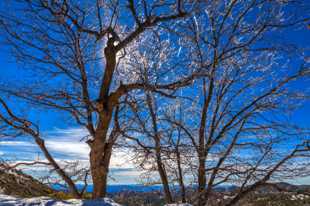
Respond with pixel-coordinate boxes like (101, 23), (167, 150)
(162, 1), (310, 205)
(0, 0), (199, 198)
(120, 1), (309, 206)
(122, 0), (310, 205)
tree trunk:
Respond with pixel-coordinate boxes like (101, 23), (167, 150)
(156, 151), (173, 204)
(88, 37), (118, 199)
(146, 92), (173, 203)
(89, 109), (114, 199)
(197, 156), (206, 206)
(90, 139), (105, 198)
(90, 139), (113, 199)
(176, 149), (186, 203)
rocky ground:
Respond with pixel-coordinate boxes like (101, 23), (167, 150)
(0, 164), (52, 197)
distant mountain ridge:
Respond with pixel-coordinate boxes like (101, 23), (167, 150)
(68, 182), (310, 194)
(253, 182), (310, 194)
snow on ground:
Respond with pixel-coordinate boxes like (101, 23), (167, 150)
(0, 194), (122, 206)
(164, 204), (192, 206)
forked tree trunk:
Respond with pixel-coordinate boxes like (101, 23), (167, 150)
(89, 39), (116, 199)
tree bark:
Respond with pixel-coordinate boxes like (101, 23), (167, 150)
(155, 145), (173, 204)
(89, 105), (114, 199)
(197, 76), (214, 206)
(89, 37), (117, 199)
(197, 156), (206, 206)
(176, 148), (186, 203)
(146, 93), (173, 203)
(90, 137), (113, 199)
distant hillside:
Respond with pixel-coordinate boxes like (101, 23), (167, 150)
(0, 164), (53, 197)
(251, 182), (310, 194)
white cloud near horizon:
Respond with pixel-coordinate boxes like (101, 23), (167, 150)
(0, 141), (35, 147)
(0, 127), (141, 184)
(0, 127), (136, 169)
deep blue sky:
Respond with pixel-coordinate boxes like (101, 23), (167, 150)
(0, 25), (309, 130)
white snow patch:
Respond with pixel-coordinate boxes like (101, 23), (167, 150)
(0, 194), (122, 206)
(165, 204), (192, 206)
(290, 194), (310, 201)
